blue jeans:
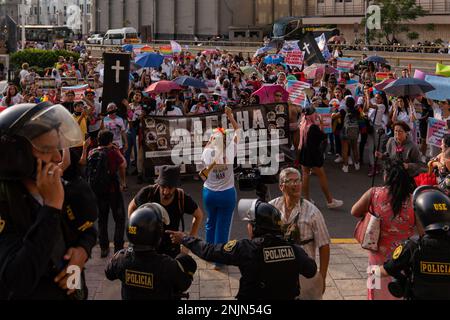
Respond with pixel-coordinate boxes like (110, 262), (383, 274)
(203, 187), (236, 245)
(125, 127), (138, 169)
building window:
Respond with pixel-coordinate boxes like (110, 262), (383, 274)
(64, 6), (66, 16)
(47, 6), (50, 13)
(53, 6), (56, 14)
(87, 4), (90, 13)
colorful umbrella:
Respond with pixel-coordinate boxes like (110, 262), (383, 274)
(173, 76), (207, 89)
(145, 81), (183, 94)
(135, 53), (164, 68)
(251, 85), (289, 105)
(383, 78), (435, 97)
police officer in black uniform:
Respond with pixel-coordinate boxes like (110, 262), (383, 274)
(0, 102), (98, 300)
(105, 203), (197, 300)
(382, 186), (450, 300)
(168, 200), (317, 300)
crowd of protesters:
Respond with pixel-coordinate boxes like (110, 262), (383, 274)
(0, 39), (449, 301)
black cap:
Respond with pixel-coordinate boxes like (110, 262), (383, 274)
(156, 165), (181, 188)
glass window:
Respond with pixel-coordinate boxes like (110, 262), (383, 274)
(126, 33), (138, 39)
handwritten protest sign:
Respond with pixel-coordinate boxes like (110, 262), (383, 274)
(427, 117), (447, 147)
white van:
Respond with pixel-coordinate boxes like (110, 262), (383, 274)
(102, 27), (141, 45)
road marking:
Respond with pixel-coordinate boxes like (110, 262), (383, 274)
(331, 238), (358, 244)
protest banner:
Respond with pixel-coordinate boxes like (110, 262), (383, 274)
(315, 33), (331, 61)
(61, 77), (78, 86)
(285, 50), (304, 68)
(427, 117), (447, 147)
(316, 107), (332, 134)
(142, 104), (290, 177)
(35, 77), (57, 89)
(62, 84), (89, 101)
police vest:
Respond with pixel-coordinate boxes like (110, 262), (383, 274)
(411, 236), (450, 300)
(253, 237), (300, 299)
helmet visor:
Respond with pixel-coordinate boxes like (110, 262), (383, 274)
(15, 104), (83, 152)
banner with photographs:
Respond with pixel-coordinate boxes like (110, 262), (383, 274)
(142, 103), (291, 177)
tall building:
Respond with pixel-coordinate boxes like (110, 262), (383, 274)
(23, 0), (92, 33)
(92, 0), (450, 43)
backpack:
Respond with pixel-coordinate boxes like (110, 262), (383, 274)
(343, 113), (360, 141)
(86, 148), (114, 195)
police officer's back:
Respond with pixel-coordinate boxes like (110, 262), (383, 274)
(105, 203), (197, 300)
(384, 186), (450, 300)
(168, 200), (317, 300)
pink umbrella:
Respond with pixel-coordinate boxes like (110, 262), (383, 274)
(303, 64), (338, 80)
(251, 85), (289, 105)
(202, 49), (220, 56)
(145, 81), (183, 94)
(374, 78), (395, 91)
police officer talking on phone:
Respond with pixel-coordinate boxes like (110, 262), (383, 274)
(381, 186), (450, 300)
(0, 102), (98, 300)
(168, 200), (317, 300)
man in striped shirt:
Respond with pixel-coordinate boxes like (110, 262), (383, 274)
(269, 167), (331, 300)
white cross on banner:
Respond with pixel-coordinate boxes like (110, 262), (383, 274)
(302, 42), (311, 55)
(111, 60), (125, 83)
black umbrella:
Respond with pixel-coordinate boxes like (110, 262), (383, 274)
(383, 78), (435, 97)
(365, 56), (388, 64)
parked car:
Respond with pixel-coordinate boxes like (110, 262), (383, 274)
(102, 28), (141, 45)
(87, 34), (103, 44)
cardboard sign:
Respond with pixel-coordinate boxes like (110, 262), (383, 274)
(427, 117), (447, 147)
(142, 104), (290, 177)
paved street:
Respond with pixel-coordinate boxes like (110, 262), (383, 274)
(91, 154), (381, 300)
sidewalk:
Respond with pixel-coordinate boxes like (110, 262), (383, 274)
(85, 240), (368, 300)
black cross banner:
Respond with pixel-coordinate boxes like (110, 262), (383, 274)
(102, 52), (131, 114)
(298, 32), (326, 66)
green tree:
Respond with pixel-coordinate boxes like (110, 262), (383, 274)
(362, 0), (426, 44)
(407, 32), (419, 41)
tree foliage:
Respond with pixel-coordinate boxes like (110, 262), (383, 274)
(362, 0), (426, 44)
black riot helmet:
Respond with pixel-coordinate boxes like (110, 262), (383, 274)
(127, 203), (171, 251)
(413, 186), (450, 234)
(238, 199), (283, 237)
(0, 102), (83, 180)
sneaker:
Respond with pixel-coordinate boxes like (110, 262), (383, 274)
(334, 156), (343, 164)
(100, 247), (110, 258)
(342, 165), (349, 173)
(348, 157), (354, 165)
(354, 163), (361, 171)
(327, 199), (344, 209)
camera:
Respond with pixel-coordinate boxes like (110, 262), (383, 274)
(238, 168), (261, 192)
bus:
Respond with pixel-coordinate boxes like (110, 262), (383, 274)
(18, 25), (76, 44)
(272, 17), (340, 41)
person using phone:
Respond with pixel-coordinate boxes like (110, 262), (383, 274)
(0, 102), (97, 299)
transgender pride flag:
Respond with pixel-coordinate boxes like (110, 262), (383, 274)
(336, 57), (355, 72)
(287, 80), (311, 106)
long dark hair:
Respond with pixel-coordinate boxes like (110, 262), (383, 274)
(383, 159), (416, 217)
